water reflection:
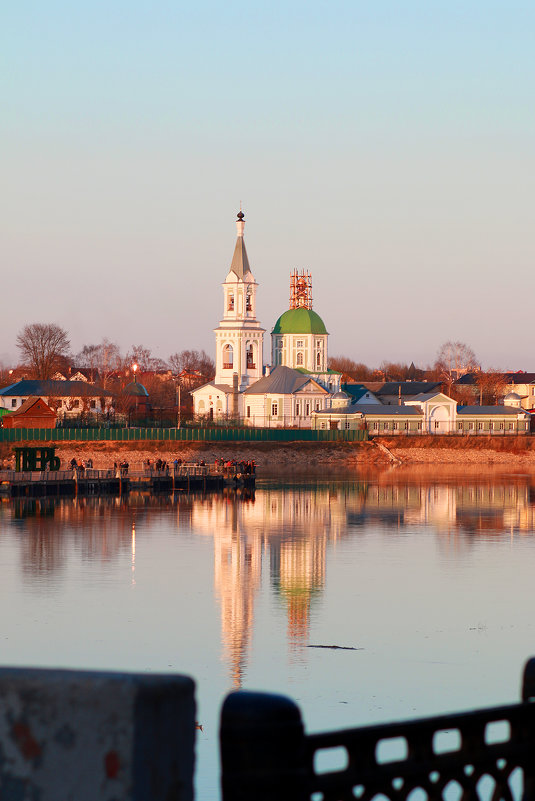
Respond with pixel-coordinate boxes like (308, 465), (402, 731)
(2, 471), (535, 689)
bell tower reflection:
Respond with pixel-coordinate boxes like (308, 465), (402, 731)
(213, 496), (262, 688)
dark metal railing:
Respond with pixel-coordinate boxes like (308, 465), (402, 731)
(220, 659), (535, 801)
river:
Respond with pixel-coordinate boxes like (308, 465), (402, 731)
(1, 470), (534, 798)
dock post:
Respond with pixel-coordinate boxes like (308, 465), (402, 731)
(220, 691), (308, 801)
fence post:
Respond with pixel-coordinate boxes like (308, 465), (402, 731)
(220, 691), (308, 801)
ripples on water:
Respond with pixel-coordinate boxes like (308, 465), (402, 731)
(1, 470), (534, 798)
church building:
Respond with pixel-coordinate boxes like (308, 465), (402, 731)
(192, 212), (339, 425)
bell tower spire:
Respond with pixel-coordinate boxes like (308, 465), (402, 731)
(214, 210), (265, 391)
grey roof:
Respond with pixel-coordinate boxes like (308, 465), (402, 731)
(229, 236), (251, 279)
(0, 380), (113, 397)
(244, 366), (327, 395)
(504, 372), (535, 384)
(314, 403), (422, 417)
(190, 381), (233, 395)
(352, 404), (422, 416)
(457, 405), (529, 416)
(409, 392), (451, 402)
(342, 383), (375, 402)
(375, 381), (442, 396)
(455, 373), (478, 385)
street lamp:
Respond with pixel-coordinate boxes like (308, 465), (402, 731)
(132, 363), (139, 422)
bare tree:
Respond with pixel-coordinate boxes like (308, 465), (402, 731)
(328, 356), (372, 381)
(125, 345), (168, 373)
(169, 350), (215, 383)
(475, 369), (507, 406)
(16, 323), (71, 380)
(77, 339), (123, 386)
(435, 341), (478, 381)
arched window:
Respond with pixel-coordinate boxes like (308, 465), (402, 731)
(228, 293), (234, 311)
(223, 344), (233, 369)
(246, 291), (252, 312)
(316, 352), (321, 368)
(246, 343), (255, 369)
(296, 352), (304, 366)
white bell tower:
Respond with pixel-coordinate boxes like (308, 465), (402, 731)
(214, 211), (265, 390)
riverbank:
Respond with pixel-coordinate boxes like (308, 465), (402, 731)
(3, 435), (535, 471)
(379, 435), (535, 465)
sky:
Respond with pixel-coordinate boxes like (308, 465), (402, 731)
(2, 1), (534, 371)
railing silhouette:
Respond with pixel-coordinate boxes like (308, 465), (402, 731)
(220, 658), (535, 801)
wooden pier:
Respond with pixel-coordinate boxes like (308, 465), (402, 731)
(0, 463), (255, 498)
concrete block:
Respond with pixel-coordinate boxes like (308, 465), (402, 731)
(0, 667), (195, 801)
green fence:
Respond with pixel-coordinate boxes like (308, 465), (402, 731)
(0, 427), (368, 444)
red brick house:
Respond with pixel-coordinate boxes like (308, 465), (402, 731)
(2, 397), (57, 429)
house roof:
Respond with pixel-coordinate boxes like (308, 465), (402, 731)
(343, 383), (376, 402)
(409, 392), (454, 402)
(243, 366), (327, 395)
(375, 381), (442, 396)
(457, 405), (528, 416)
(0, 380), (113, 398)
(190, 382), (233, 395)
(504, 372), (535, 384)
(314, 403), (422, 416)
(8, 396), (55, 417)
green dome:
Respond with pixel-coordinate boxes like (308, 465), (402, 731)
(123, 381), (149, 397)
(272, 308), (328, 335)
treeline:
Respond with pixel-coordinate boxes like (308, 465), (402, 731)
(1, 323), (216, 415)
(329, 340), (509, 406)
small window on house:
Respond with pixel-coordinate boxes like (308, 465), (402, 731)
(404, 421), (408, 430)
(247, 406), (251, 418)
(90, 400), (96, 409)
(296, 352), (304, 366)
(296, 340), (304, 347)
(315, 400), (320, 410)
(393, 422), (398, 430)
(73, 400), (80, 408)
(490, 422), (494, 430)
(11, 399), (17, 407)
(246, 292), (252, 311)
(321, 422), (326, 429)
(500, 422), (504, 430)
(458, 422), (463, 429)
(345, 421), (350, 430)
(384, 422), (389, 430)
(228, 293), (234, 311)
(373, 421), (378, 430)
(271, 402), (278, 417)
(435, 421), (440, 429)
(469, 422), (474, 430)
(295, 401), (300, 416)
(316, 352), (321, 368)
(478, 422), (483, 430)
(418, 422), (422, 430)
(509, 422), (514, 430)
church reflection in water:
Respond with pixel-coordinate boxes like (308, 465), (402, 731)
(2, 473), (535, 688)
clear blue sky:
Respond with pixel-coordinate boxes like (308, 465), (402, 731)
(2, 1), (534, 369)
